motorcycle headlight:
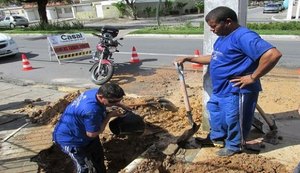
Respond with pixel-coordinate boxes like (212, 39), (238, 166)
(109, 47), (117, 53)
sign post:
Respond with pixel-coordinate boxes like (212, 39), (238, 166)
(47, 33), (92, 64)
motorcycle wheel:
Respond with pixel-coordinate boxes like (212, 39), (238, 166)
(90, 63), (114, 85)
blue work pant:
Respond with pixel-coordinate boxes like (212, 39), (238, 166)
(60, 138), (106, 173)
(207, 93), (258, 151)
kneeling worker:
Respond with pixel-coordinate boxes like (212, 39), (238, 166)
(53, 83), (128, 173)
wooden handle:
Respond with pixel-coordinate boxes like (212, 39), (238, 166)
(176, 63), (192, 112)
(256, 104), (277, 130)
(179, 78), (192, 112)
(175, 63), (191, 112)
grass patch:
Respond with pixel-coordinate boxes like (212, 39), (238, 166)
(247, 21), (300, 30)
(131, 25), (204, 34)
(252, 30), (300, 35)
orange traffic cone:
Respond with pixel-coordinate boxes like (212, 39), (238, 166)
(191, 49), (203, 70)
(130, 46), (140, 63)
(22, 54), (33, 71)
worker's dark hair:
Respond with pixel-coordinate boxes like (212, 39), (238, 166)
(97, 82), (125, 99)
(205, 6), (238, 23)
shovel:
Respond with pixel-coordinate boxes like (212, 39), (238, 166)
(256, 104), (281, 145)
(174, 62), (200, 147)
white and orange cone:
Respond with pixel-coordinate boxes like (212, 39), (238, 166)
(191, 49), (203, 70)
(21, 54), (33, 71)
(130, 46), (140, 63)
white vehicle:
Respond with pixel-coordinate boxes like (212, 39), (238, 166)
(0, 33), (19, 58)
(0, 15), (29, 28)
(263, 3), (280, 13)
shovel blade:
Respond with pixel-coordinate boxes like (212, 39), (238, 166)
(263, 130), (281, 145)
(176, 123), (200, 147)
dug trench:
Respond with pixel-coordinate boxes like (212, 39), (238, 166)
(19, 66), (299, 172)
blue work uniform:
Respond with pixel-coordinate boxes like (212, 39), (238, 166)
(208, 26), (274, 151)
(53, 89), (107, 173)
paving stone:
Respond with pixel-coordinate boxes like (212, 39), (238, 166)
(0, 81), (67, 173)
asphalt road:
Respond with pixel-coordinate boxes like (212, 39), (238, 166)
(0, 35), (299, 88)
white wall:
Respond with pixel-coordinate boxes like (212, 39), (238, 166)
(94, 1), (119, 19)
(56, 6), (74, 18)
(24, 9), (38, 21)
(73, 4), (96, 19)
(47, 7), (58, 20)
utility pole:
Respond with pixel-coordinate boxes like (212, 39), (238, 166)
(286, 0), (295, 19)
(296, 0), (300, 19)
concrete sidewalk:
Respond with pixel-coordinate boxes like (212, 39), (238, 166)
(0, 80), (68, 173)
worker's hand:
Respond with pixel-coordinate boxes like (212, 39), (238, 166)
(174, 56), (188, 66)
(230, 74), (255, 88)
(115, 103), (132, 112)
(107, 109), (126, 118)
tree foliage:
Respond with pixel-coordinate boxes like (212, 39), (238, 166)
(195, 1), (204, 14)
(124, 0), (138, 20)
(112, 1), (127, 18)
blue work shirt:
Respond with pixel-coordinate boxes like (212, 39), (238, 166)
(53, 89), (106, 147)
(210, 26), (274, 96)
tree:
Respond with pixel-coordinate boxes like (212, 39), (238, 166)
(124, 0), (138, 20)
(195, 1), (204, 14)
(175, 2), (187, 15)
(112, 1), (127, 18)
(156, 0), (161, 26)
(24, 0), (49, 24)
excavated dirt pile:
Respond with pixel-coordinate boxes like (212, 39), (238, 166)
(22, 67), (299, 173)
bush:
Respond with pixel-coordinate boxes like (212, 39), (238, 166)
(247, 21), (300, 31)
(112, 1), (127, 18)
(29, 20), (84, 31)
(143, 6), (153, 17)
(169, 10), (180, 15)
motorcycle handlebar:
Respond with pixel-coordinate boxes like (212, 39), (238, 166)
(92, 33), (102, 38)
(92, 33), (123, 47)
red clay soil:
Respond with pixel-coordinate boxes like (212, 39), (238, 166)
(22, 67), (299, 173)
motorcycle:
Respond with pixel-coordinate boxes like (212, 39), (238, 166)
(89, 26), (123, 85)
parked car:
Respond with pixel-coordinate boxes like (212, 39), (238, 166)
(263, 3), (280, 13)
(0, 15), (29, 28)
(274, 2), (284, 11)
(0, 33), (19, 58)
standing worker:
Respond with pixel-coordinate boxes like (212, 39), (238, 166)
(175, 6), (282, 156)
(53, 83), (129, 172)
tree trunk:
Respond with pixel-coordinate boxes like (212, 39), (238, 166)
(37, 0), (48, 24)
(156, 0), (161, 26)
